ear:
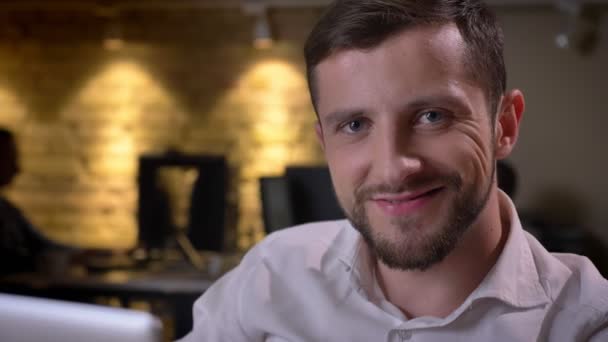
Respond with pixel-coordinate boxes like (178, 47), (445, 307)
(494, 89), (524, 160)
(315, 120), (325, 151)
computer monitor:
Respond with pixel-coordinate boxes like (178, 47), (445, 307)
(0, 293), (162, 342)
(137, 153), (228, 252)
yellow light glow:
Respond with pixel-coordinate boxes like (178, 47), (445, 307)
(0, 85), (27, 129)
(58, 59), (186, 248)
(212, 58), (319, 247)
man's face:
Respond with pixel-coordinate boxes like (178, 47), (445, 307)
(315, 24), (498, 271)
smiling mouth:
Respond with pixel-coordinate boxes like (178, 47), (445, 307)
(371, 186), (445, 216)
(375, 186), (444, 203)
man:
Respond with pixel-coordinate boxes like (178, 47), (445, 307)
(0, 128), (71, 275)
(0, 128), (41, 274)
(180, 1), (608, 340)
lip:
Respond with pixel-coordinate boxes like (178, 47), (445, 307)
(371, 186), (442, 202)
(371, 186), (444, 216)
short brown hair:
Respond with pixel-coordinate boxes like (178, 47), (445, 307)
(304, 0), (506, 117)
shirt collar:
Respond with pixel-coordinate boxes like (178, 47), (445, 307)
(335, 191), (550, 310)
(328, 220), (376, 297)
(467, 191), (550, 308)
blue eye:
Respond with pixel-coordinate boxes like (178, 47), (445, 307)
(417, 111), (444, 124)
(348, 120), (362, 131)
(342, 119), (367, 134)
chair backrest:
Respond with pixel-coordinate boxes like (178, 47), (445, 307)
(260, 166), (344, 234)
(285, 166), (344, 224)
(187, 158), (228, 251)
(260, 176), (295, 234)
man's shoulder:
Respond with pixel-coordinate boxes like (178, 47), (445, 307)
(528, 234), (608, 322)
(549, 252), (608, 308)
(529, 249), (608, 339)
(525, 234), (607, 294)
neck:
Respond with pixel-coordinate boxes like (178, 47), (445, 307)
(375, 188), (510, 319)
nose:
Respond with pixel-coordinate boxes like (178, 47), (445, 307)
(372, 125), (422, 187)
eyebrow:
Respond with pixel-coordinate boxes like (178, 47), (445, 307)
(403, 94), (471, 113)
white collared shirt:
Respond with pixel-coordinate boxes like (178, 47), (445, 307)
(179, 194), (608, 341)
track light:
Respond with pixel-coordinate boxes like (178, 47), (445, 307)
(253, 10), (273, 49)
(97, 6), (125, 51)
(243, 1), (273, 49)
(555, 0), (601, 55)
(103, 19), (124, 51)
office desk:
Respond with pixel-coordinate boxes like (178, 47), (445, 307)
(0, 259), (232, 339)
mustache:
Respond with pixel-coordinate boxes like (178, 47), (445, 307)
(354, 172), (462, 202)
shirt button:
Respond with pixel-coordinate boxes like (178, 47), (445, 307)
(396, 330), (412, 341)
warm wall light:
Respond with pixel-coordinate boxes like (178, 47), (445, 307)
(0, 86), (27, 128)
(209, 58), (319, 248)
(58, 59), (186, 248)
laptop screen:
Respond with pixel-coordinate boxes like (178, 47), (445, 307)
(0, 293), (162, 342)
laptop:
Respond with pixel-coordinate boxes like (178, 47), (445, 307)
(0, 293), (163, 342)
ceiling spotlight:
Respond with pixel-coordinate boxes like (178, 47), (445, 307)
(555, 32), (570, 49)
(253, 11), (273, 49)
(555, 0), (601, 55)
(103, 18), (124, 51)
(97, 6), (125, 51)
(242, 1), (273, 49)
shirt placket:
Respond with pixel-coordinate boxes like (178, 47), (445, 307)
(388, 328), (413, 342)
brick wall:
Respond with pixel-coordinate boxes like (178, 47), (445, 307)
(0, 7), (325, 250)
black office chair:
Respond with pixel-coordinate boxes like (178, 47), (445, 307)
(285, 167), (344, 224)
(187, 159), (228, 252)
(260, 176), (295, 234)
(260, 166), (344, 234)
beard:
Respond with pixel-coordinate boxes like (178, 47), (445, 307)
(345, 166), (494, 272)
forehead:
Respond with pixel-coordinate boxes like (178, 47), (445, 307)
(315, 24), (478, 115)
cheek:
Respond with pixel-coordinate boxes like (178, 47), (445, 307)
(419, 129), (493, 180)
(326, 145), (370, 205)
(461, 130), (495, 180)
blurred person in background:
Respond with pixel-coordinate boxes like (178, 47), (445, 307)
(0, 128), (74, 275)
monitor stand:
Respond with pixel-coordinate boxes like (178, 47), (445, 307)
(175, 232), (205, 270)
